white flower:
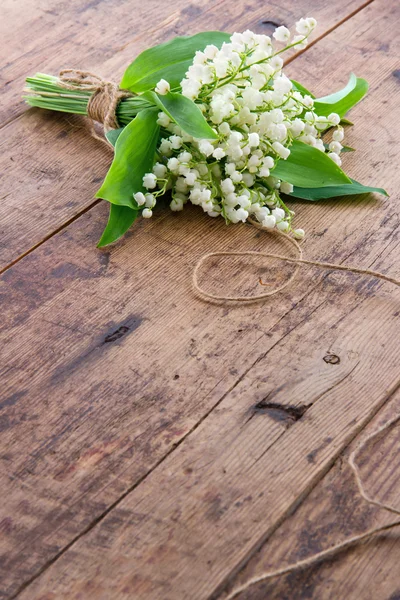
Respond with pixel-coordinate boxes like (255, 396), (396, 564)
(329, 141), (342, 154)
(277, 220), (289, 231)
(204, 44), (219, 59)
(274, 76), (292, 94)
(184, 171), (198, 186)
(213, 147), (226, 159)
(242, 172), (255, 186)
(273, 26), (291, 44)
(270, 55), (283, 71)
(293, 228), (305, 239)
(198, 140), (215, 156)
(328, 152), (342, 166)
(262, 215), (276, 228)
(272, 207), (285, 221)
(248, 132), (260, 147)
(159, 138), (173, 156)
(145, 194), (155, 208)
(296, 17), (316, 35)
(142, 208), (153, 218)
(155, 79), (170, 95)
(280, 182), (293, 194)
(328, 113), (340, 126)
(167, 157), (180, 173)
(133, 191), (146, 206)
(237, 195), (251, 209)
(169, 135), (183, 150)
(170, 198), (184, 211)
(293, 35), (308, 50)
(153, 162), (167, 178)
(236, 208), (249, 222)
(221, 178), (235, 194)
(143, 173), (157, 189)
(231, 170), (243, 183)
(332, 127), (344, 142)
(178, 151), (192, 163)
(272, 141), (290, 159)
(157, 111), (171, 127)
(303, 95), (314, 108)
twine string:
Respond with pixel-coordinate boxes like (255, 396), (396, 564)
(193, 220), (400, 302)
(58, 69), (132, 145)
(224, 414), (400, 600)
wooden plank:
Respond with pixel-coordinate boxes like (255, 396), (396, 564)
(0, 0), (370, 269)
(0, 0), (398, 596)
(222, 392), (400, 600)
(14, 247), (400, 600)
(1, 0), (369, 125)
(3, 0), (398, 597)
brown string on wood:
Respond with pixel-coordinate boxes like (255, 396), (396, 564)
(58, 69), (132, 146)
(193, 219), (400, 302)
(224, 414), (400, 600)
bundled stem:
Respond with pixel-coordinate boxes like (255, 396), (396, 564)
(24, 73), (152, 127)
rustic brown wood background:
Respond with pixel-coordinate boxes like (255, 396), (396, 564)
(1, 0), (399, 598)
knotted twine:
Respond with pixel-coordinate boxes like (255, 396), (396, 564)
(58, 69), (132, 146)
(193, 218), (400, 302)
(224, 414), (400, 599)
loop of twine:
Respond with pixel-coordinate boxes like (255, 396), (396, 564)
(193, 219), (400, 302)
(58, 69), (132, 145)
(224, 414), (400, 599)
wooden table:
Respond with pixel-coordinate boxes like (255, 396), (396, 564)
(1, 1), (399, 598)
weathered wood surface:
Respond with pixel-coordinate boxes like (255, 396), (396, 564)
(0, 0), (371, 270)
(1, 0), (399, 598)
(223, 392), (400, 600)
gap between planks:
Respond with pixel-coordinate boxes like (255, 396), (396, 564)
(0, 0), (376, 275)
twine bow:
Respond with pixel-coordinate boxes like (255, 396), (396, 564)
(58, 69), (132, 144)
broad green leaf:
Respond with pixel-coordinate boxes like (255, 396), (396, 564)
(143, 91), (217, 139)
(314, 73), (368, 118)
(96, 108), (159, 207)
(105, 127), (124, 147)
(290, 79), (315, 98)
(290, 178), (388, 201)
(120, 31), (231, 93)
(272, 140), (351, 188)
(97, 204), (138, 247)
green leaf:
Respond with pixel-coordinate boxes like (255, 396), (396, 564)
(290, 79), (315, 98)
(271, 140), (352, 188)
(143, 91), (217, 139)
(96, 108), (159, 207)
(340, 118), (354, 126)
(120, 31), (231, 93)
(290, 178), (388, 201)
(97, 204), (138, 247)
(314, 73), (368, 118)
(105, 127), (124, 147)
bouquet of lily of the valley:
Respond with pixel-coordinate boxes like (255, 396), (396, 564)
(24, 18), (387, 247)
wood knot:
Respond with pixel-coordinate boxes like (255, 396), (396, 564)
(323, 354), (340, 365)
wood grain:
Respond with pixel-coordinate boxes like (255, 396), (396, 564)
(221, 392), (400, 600)
(0, 0), (399, 598)
(1, 0), (369, 124)
(0, 0), (371, 269)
